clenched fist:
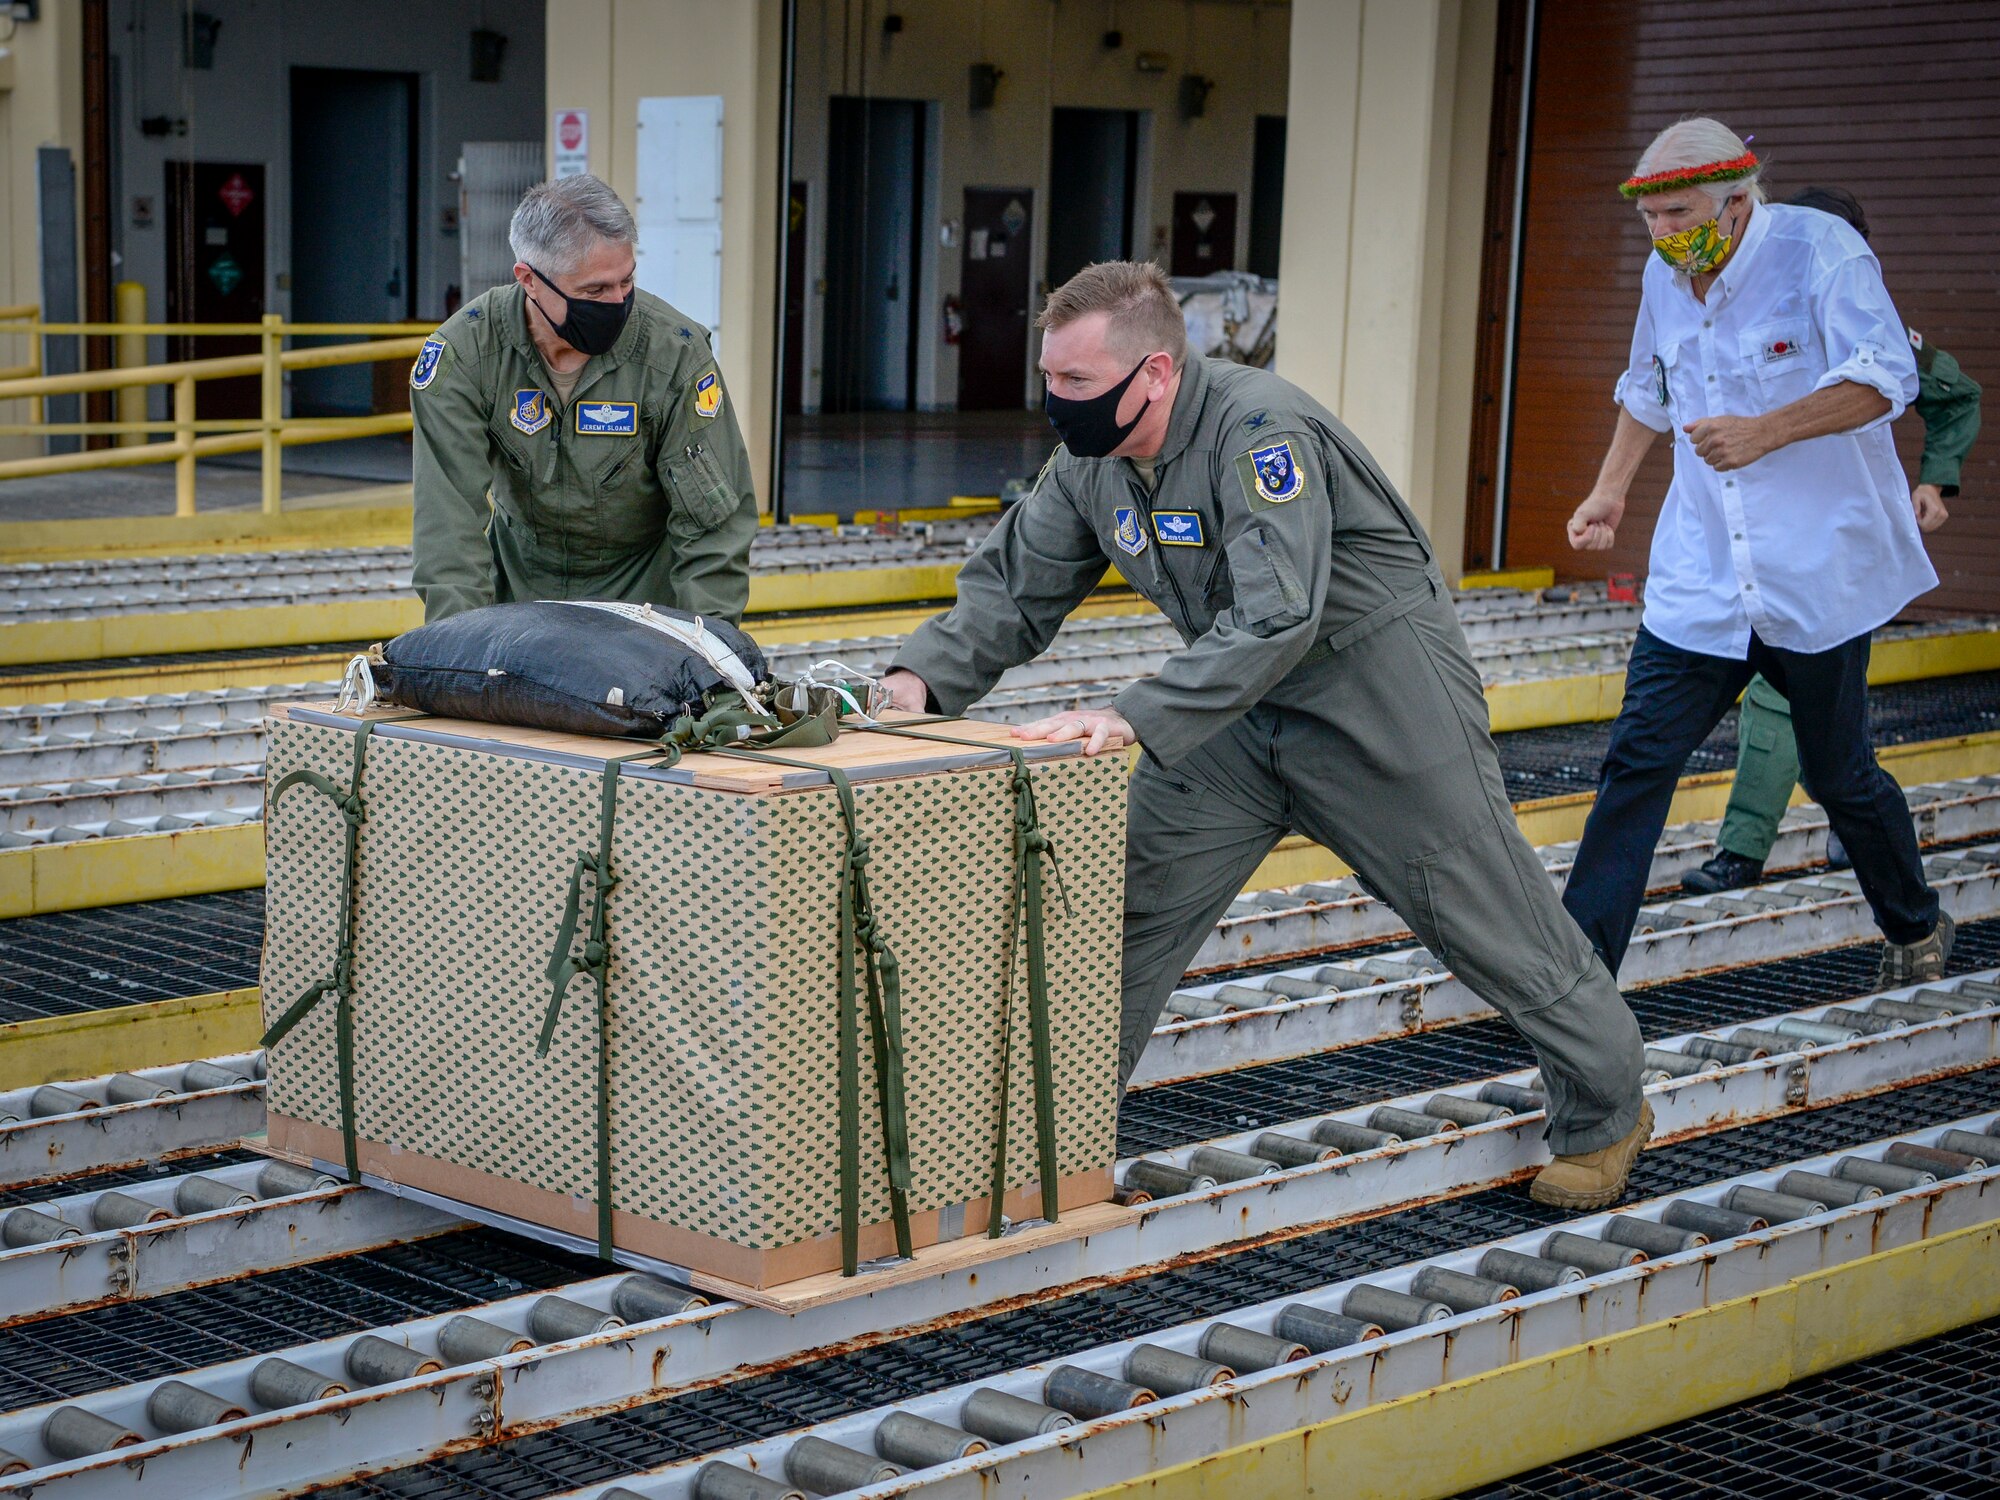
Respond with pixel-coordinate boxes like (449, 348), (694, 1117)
(1567, 491), (1625, 552)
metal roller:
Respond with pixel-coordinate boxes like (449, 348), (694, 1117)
(0, 1448), (27, 1477)
(104, 1071), (177, 1105)
(1342, 1283), (1452, 1330)
(1114, 1186), (1154, 1207)
(1770, 1018), (1862, 1046)
(346, 1334), (443, 1386)
(1367, 1105), (1456, 1138)
(1477, 1248), (1584, 1292)
(1410, 1265), (1517, 1310)
(1663, 1200), (1766, 1237)
(250, 1357), (349, 1409)
(147, 1379), (249, 1434)
(1833, 1156), (1935, 1192)
(91, 1190), (173, 1229)
(875, 1411), (987, 1466)
(1681, 1035), (1764, 1064)
(1309, 965), (1384, 992)
(1907, 987), (1985, 1015)
(613, 1276), (710, 1323)
(1045, 1365), (1157, 1418)
(1640, 1048), (1717, 1077)
(1866, 998), (1954, 1025)
(692, 1461), (806, 1500)
(1164, 993), (1237, 1020)
(30, 1083), (95, 1116)
(783, 1435), (902, 1492)
(1186, 1145), (1281, 1181)
(1309, 1118), (1401, 1153)
(42, 1407), (140, 1459)
(528, 1294), (625, 1343)
(1261, 974), (1341, 1000)
(1477, 1082), (1546, 1111)
(1198, 1323), (1308, 1372)
(1730, 1027), (1800, 1053)
(257, 1160), (343, 1197)
(1602, 1216), (1707, 1256)
(1540, 1230), (1647, 1274)
(1125, 1343), (1233, 1395)
(3, 1206), (81, 1246)
(1776, 1170), (1880, 1206)
(175, 1174), (257, 1215)
(181, 1059), (255, 1091)
(1249, 1131), (1337, 1167)
(1936, 1129), (2000, 1164)
(960, 1388), (1074, 1442)
(1214, 984), (1286, 1010)
(1423, 1094), (1515, 1126)
(1884, 1141), (1982, 1175)
(1273, 1304), (1384, 1351)
(1124, 1159), (1218, 1197)
(1723, 1185), (1827, 1223)
(437, 1315), (535, 1365)
(1817, 1007), (1904, 1036)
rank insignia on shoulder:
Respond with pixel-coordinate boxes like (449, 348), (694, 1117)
(575, 401), (639, 436)
(1113, 506), (1149, 556)
(693, 369), (723, 419)
(1247, 440), (1304, 504)
(1242, 409), (1272, 432)
(409, 337), (446, 390)
(510, 389), (551, 435)
(1152, 510), (1205, 546)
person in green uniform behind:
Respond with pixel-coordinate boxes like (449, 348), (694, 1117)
(885, 262), (1652, 1210)
(409, 174), (760, 624)
(1683, 187), (1981, 894)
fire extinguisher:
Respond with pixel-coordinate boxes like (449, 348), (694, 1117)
(942, 294), (963, 345)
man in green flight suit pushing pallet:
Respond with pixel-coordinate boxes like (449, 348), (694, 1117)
(409, 175), (760, 624)
(1683, 186), (1982, 895)
(885, 262), (1653, 1210)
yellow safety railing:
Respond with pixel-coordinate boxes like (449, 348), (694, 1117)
(0, 298), (433, 516)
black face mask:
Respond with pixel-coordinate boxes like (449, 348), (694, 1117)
(1044, 357), (1150, 458)
(526, 263), (634, 357)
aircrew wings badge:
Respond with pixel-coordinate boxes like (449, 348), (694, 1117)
(1113, 506), (1149, 556)
(1249, 440), (1303, 504)
(510, 390), (551, 435)
(693, 369), (723, 419)
(409, 337), (446, 390)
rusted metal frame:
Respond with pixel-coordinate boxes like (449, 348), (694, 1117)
(533, 1119), (2000, 1500)
(1133, 970), (2000, 1174)
(0, 1075), (264, 1192)
(8, 1009), (1994, 1498)
(1138, 862), (2000, 1085)
(0, 1165), (463, 1325)
(1188, 793), (2000, 972)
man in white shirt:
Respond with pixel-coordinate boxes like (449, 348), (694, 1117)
(1562, 117), (1950, 988)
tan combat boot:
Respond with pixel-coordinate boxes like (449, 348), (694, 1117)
(1530, 1100), (1654, 1210)
(1878, 910), (1955, 989)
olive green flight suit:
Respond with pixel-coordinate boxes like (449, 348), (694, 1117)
(410, 283), (760, 624)
(1718, 335), (1982, 862)
(894, 355), (1644, 1154)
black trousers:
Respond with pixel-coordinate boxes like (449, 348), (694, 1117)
(1562, 625), (1938, 974)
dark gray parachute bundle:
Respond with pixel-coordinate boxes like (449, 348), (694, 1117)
(355, 600), (770, 739)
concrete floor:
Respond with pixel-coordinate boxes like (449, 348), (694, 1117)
(0, 435), (415, 521)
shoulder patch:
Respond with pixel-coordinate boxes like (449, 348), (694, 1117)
(510, 390), (552, 435)
(1236, 439), (1305, 506)
(410, 337), (447, 391)
(693, 369), (723, 420)
(1112, 507), (1149, 556)
(1908, 326), (1924, 351)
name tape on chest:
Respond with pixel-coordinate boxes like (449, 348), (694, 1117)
(410, 337), (446, 390)
(1152, 510), (1206, 546)
(575, 400), (639, 436)
(693, 370), (723, 419)
(510, 389), (552, 435)
(1113, 506), (1149, 556)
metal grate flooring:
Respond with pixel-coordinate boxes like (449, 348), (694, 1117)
(1459, 1317), (2000, 1499)
(0, 1145), (262, 1211)
(0, 888), (267, 1022)
(302, 1070), (2000, 1500)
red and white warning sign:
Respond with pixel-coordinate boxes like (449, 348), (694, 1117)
(553, 109), (589, 178)
(217, 171), (255, 217)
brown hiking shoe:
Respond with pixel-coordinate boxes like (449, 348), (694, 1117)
(1530, 1100), (1654, 1211)
(1878, 911), (1954, 989)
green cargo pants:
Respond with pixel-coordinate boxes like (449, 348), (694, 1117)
(1120, 587), (1646, 1157)
(1716, 675), (1801, 862)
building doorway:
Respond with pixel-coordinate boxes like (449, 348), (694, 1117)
(1045, 107), (1139, 290)
(289, 67), (418, 416)
(821, 95), (926, 413)
(166, 161), (266, 422)
(1170, 191), (1237, 276)
(958, 187), (1033, 411)
(1248, 116), (1286, 277)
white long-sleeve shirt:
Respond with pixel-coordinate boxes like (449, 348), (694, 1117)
(1613, 200), (1935, 657)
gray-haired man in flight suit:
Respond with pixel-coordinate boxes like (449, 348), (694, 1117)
(884, 262), (1652, 1209)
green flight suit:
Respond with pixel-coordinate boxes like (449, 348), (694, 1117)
(409, 283), (760, 624)
(1718, 336), (1982, 862)
(893, 355), (1643, 1153)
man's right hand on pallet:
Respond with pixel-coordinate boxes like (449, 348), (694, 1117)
(881, 668), (930, 713)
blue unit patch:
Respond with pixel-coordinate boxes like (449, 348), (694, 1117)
(1152, 510), (1206, 546)
(575, 400), (639, 436)
(510, 389), (552, 435)
(409, 337), (446, 390)
(1113, 506), (1149, 557)
(1250, 440), (1303, 503)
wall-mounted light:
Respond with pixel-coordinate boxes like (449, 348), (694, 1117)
(969, 63), (1004, 111)
(1135, 51), (1170, 74)
(1178, 74), (1214, 119)
(470, 28), (507, 83)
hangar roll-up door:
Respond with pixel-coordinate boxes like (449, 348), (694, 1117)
(1490, 0), (2000, 617)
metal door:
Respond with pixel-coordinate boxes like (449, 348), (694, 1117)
(958, 187), (1033, 411)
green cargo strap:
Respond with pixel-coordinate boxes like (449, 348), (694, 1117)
(716, 743), (914, 1276)
(672, 690), (840, 751)
(871, 724), (1071, 1235)
(261, 714), (421, 1183)
(539, 744), (684, 1260)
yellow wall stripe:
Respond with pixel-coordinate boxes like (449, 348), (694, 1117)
(0, 988), (262, 1091)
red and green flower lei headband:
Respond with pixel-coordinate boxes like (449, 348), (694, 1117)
(1618, 150), (1759, 200)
